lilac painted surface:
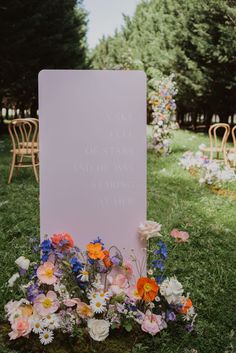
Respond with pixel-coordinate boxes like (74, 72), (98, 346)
(39, 70), (146, 265)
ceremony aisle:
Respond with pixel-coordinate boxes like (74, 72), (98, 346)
(0, 130), (235, 353)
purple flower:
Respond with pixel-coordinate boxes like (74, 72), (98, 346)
(185, 323), (194, 332)
(19, 268), (27, 276)
(111, 256), (121, 266)
(27, 283), (42, 302)
(166, 311), (176, 321)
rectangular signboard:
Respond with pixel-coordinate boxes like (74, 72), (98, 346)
(39, 70), (146, 266)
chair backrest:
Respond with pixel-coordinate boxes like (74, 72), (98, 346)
(232, 125), (236, 149)
(8, 119), (38, 154)
(25, 118), (39, 145)
(209, 123), (230, 150)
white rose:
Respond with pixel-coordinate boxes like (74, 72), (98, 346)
(138, 221), (162, 241)
(8, 273), (20, 287)
(87, 319), (110, 341)
(15, 256), (30, 270)
(160, 277), (184, 304)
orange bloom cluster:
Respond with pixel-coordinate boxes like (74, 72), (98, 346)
(180, 298), (193, 314)
(137, 277), (159, 302)
(51, 232), (74, 250)
(86, 243), (112, 268)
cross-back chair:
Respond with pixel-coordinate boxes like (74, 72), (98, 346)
(227, 125), (236, 167)
(201, 123), (230, 165)
(8, 118), (39, 183)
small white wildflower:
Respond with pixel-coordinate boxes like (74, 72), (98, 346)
(39, 329), (54, 345)
(8, 273), (20, 287)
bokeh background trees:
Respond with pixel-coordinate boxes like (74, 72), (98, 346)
(92, 0), (236, 128)
(0, 0), (88, 119)
(0, 0), (235, 129)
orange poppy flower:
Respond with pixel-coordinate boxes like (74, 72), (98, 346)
(137, 277), (159, 302)
(180, 298), (192, 314)
(86, 243), (105, 260)
(103, 250), (112, 268)
(51, 233), (74, 250)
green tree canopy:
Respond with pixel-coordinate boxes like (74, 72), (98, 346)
(92, 0), (236, 123)
(0, 0), (88, 115)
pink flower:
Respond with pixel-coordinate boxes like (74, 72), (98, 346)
(170, 229), (189, 243)
(141, 310), (167, 336)
(113, 274), (128, 288)
(37, 262), (57, 285)
(122, 261), (134, 279)
(107, 274), (129, 295)
(76, 302), (93, 319)
(63, 298), (80, 307)
(125, 285), (141, 302)
(9, 317), (31, 340)
(34, 291), (59, 316)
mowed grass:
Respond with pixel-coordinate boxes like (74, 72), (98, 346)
(0, 129), (235, 353)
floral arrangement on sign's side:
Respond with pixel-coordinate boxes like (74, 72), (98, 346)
(180, 146), (236, 185)
(149, 74), (178, 155)
(5, 222), (196, 345)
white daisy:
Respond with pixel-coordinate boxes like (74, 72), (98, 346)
(87, 289), (98, 301)
(97, 291), (110, 300)
(77, 269), (89, 282)
(39, 329), (54, 345)
(43, 314), (60, 330)
(90, 298), (107, 314)
(31, 315), (47, 333)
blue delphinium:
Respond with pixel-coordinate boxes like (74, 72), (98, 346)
(152, 259), (165, 271)
(40, 239), (53, 262)
(156, 274), (166, 284)
(70, 257), (83, 273)
(91, 237), (104, 249)
(152, 241), (168, 273)
(154, 241), (168, 260)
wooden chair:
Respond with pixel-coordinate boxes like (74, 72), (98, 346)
(201, 123), (230, 165)
(227, 125), (236, 167)
(22, 118), (39, 149)
(8, 119), (39, 183)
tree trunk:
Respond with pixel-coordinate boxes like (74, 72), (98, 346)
(30, 98), (38, 118)
(219, 112), (229, 124)
(205, 111), (213, 132)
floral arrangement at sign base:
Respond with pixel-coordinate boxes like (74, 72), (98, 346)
(5, 222), (196, 350)
(180, 148), (236, 186)
(148, 73), (178, 156)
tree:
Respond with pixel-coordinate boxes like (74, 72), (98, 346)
(0, 0), (88, 116)
(92, 0), (236, 125)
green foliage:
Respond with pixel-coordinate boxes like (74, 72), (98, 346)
(0, 130), (236, 352)
(92, 0), (236, 119)
(0, 0), (89, 113)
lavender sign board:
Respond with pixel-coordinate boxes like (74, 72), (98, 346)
(39, 70), (146, 264)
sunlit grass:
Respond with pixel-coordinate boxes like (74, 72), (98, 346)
(0, 129), (235, 353)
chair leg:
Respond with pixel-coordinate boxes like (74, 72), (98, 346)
(32, 154), (39, 183)
(223, 152), (227, 166)
(8, 153), (16, 184)
(210, 150), (213, 161)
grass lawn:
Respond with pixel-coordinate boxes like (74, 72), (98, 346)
(0, 129), (235, 353)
